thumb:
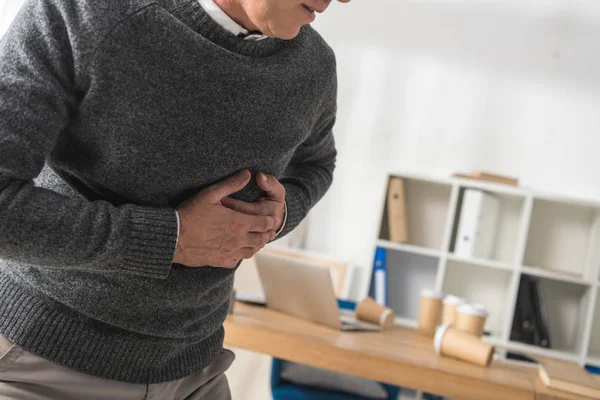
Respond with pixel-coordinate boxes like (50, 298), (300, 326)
(257, 172), (285, 202)
(208, 170), (251, 201)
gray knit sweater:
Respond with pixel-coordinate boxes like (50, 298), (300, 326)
(0, 0), (336, 384)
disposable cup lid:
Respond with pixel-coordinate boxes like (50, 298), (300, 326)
(443, 295), (466, 306)
(457, 303), (488, 318)
(420, 289), (444, 299)
(473, 303), (487, 312)
(434, 323), (452, 354)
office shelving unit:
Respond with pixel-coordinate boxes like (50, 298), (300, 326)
(370, 173), (600, 373)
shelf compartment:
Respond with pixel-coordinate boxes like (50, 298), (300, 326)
(376, 239), (441, 258)
(511, 274), (591, 357)
(442, 260), (514, 340)
(524, 199), (600, 280)
(521, 265), (591, 286)
(446, 254), (513, 272)
(449, 187), (526, 264)
(370, 250), (439, 323)
(379, 176), (452, 251)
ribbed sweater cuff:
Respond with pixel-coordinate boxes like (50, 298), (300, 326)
(119, 207), (178, 279)
(278, 184), (308, 238)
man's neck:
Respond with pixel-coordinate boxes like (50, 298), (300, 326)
(212, 0), (259, 33)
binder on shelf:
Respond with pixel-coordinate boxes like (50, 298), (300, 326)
(530, 278), (551, 348)
(510, 276), (551, 348)
(387, 178), (408, 243)
(511, 276), (537, 345)
(454, 189), (500, 259)
(373, 247), (388, 306)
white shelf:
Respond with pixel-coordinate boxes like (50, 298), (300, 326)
(372, 172), (600, 368)
(521, 265), (592, 286)
(506, 341), (581, 363)
(446, 254), (513, 272)
(376, 240), (441, 258)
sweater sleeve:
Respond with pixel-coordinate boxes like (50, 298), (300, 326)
(0, 0), (177, 279)
(277, 80), (338, 238)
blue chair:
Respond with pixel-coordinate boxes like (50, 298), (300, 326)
(270, 299), (400, 400)
(271, 358), (400, 400)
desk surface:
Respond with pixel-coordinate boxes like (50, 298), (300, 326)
(224, 302), (589, 400)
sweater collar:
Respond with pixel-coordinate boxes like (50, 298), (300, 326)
(160, 0), (293, 57)
(198, 0), (268, 41)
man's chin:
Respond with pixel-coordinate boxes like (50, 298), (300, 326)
(272, 26), (303, 41)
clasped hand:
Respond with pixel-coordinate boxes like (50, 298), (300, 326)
(173, 170), (286, 268)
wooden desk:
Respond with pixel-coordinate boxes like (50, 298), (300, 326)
(224, 303), (589, 400)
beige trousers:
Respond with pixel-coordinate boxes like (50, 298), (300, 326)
(0, 336), (234, 400)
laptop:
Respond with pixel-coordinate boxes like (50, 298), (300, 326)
(254, 252), (381, 332)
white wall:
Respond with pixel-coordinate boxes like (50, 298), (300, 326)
(0, 0), (21, 35)
(309, 0), (600, 299)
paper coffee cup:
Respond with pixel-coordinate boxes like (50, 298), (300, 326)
(442, 295), (465, 325)
(356, 297), (396, 328)
(418, 289), (444, 336)
(455, 303), (488, 337)
(434, 324), (494, 367)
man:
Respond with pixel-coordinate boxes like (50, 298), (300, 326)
(0, 0), (349, 398)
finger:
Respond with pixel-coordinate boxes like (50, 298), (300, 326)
(242, 214), (276, 233)
(257, 173), (285, 202)
(237, 247), (256, 260)
(206, 170), (251, 202)
(221, 197), (272, 216)
(245, 231), (275, 248)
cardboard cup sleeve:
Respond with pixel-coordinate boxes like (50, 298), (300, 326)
(434, 324), (494, 367)
(418, 289), (444, 336)
(455, 304), (488, 337)
(442, 295), (465, 326)
(356, 297), (396, 328)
